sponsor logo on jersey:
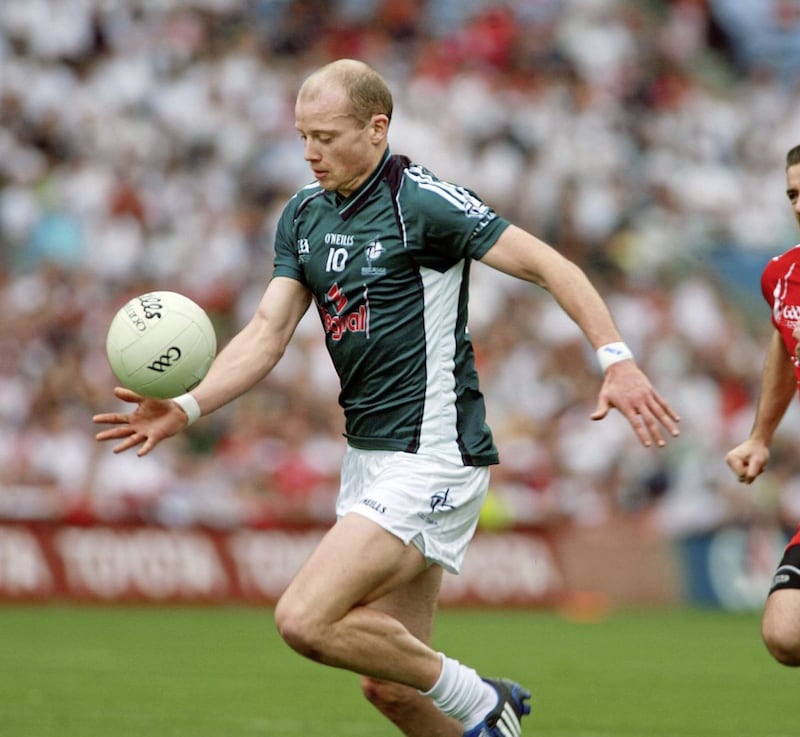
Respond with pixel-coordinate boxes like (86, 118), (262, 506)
(321, 283), (370, 341)
(323, 305), (369, 341)
(779, 304), (800, 323)
(771, 271), (800, 367)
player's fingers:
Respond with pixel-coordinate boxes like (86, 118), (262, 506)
(651, 391), (681, 421)
(740, 458), (767, 484)
(95, 425), (136, 442)
(726, 455), (757, 484)
(627, 409), (662, 448)
(113, 386), (144, 402)
(93, 412), (130, 426)
(647, 397), (681, 438)
(724, 453), (742, 474)
(136, 436), (159, 457)
(590, 397), (610, 421)
(113, 433), (146, 454)
(729, 467), (748, 483)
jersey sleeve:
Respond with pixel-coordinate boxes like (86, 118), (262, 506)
(271, 196), (306, 284)
(761, 257), (778, 308)
(403, 167), (510, 261)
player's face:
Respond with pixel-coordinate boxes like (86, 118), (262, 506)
(787, 163), (800, 229)
(295, 89), (387, 197)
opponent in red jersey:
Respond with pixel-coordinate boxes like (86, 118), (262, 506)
(726, 144), (800, 666)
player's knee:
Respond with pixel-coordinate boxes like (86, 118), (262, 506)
(274, 597), (325, 661)
(361, 676), (417, 718)
(762, 621), (800, 667)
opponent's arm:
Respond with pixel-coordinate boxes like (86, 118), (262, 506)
(726, 330), (797, 483)
(480, 224), (680, 447)
(94, 277), (312, 455)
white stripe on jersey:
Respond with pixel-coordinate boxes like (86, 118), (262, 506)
(395, 176), (409, 248)
(773, 260), (795, 323)
(405, 167), (484, 212)
(417, 262), (464, 465)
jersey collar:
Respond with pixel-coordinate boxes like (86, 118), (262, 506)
(334, 149), (392, 221)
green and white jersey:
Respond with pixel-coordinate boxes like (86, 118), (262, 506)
(272, 150), (509, 466)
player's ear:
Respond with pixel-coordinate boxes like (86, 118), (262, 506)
(369, 114), (389, 142)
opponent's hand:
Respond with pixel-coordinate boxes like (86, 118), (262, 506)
(591, 361), (680, 448)
(93, 386), (189, 456)
(725, 439), (770, 485)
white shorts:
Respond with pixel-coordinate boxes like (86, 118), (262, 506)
(336, 447), (490, 574)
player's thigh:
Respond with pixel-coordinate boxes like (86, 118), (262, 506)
(277, 512), (429, 625)
(762, 588), (800, 644)
(368, 562), (445, 644)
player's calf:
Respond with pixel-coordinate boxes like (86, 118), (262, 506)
(361, 677), (463, 736)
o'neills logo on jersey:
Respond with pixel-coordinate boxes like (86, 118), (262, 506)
(325, 233), (354, 246)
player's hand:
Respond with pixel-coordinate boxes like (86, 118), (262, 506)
(93, 386), (189, 457)
(590, 360), (680, 448)
(725, 439), (770, 485)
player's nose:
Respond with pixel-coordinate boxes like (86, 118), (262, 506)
(303, 140), (320, 161)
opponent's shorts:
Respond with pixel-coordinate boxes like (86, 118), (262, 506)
(768, 528), (800, 594)
(336, 447), (490, 574)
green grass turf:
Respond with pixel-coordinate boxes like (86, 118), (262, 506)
(0, 605), (794, 737)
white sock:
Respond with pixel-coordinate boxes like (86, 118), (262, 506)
(421, 653), (498, 729)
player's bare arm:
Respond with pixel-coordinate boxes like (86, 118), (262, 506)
(94, 276), (312, 456)
(480, 224), (680, 447)
(189, 276), (312, 415)
(726, 331), (797, 483)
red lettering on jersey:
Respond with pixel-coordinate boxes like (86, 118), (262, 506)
(327, 283), (348, 314)
(322, 305), (368, 341)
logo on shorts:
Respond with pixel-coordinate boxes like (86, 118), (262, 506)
(417, 489), (455, 527)
(430, 488), (455, 513)
(360, 497), (386, 514)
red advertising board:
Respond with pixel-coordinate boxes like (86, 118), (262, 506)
(0, 522), (565, 606)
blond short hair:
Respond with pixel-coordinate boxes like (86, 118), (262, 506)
(300, 59), (393, 126)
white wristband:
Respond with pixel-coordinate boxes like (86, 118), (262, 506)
(172, 393), (201, 426)
(596, 342), (634, 372)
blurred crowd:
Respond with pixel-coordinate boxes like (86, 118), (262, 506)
(3, 0), (800, 537)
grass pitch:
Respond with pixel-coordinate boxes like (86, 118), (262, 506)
(0, 605), (794, 737)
